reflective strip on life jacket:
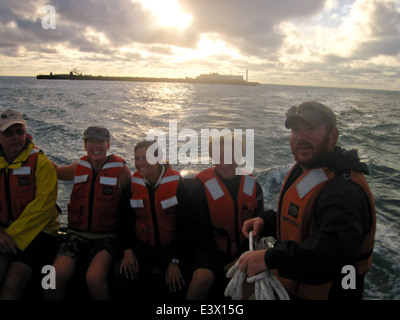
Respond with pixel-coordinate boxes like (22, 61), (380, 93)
(160, 174), (180, 185)
(100, 176), (117, 186)
(295, 168), (328, 199)
(243, 175), (256, 196)
(12, 166), (31, 175)
(130, 199), (144, 208)
(160, 196), (178, 209)
(74, 174), (88, 184)
(204, 178), (224, 200)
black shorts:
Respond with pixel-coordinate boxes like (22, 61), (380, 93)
(191, 249), (220, 275)
(190, 249), (232, 300)
(11, 232), (58, 273)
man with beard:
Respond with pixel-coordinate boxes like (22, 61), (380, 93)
(239, 101), (376, 300)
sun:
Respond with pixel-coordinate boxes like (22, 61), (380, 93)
(141, 0), (192, 29)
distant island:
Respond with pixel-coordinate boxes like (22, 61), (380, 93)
(36, 70), (260, 86)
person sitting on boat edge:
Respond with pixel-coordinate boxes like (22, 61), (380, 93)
(45, 126), (131, 300)
(0, 108), (60, 300)
(239, 101), (376, 300)
(115, 140), (194, 300)
(185, 132), (265, 300)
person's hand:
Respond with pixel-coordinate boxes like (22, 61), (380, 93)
(165, 262), (185, 293)
(242, 217), (265, 238)
(120, 249), (139, 279)
(238, 249), (268, 278)
(0, 230), (17, 255)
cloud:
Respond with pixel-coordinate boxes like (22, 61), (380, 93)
(181, 0), (327, 55)
(352, 0), (400, 58)
(261, 0), (400, 88)
(0, 0), (399, 90)
(0, 0), (327, 57)
(48, 0), (199, 48)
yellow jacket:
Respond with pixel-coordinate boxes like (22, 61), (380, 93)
(0, 142), (59, 251)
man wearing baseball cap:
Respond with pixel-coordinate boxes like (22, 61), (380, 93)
(0, 109), (59, 299)
(240, 101), (376, 300)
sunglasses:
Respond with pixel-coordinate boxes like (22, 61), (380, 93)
(1, 128), (26, 137)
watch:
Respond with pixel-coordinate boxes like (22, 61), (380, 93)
(171, 258), (180, 264)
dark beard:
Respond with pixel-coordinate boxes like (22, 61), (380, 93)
(295, 133), (331, 170)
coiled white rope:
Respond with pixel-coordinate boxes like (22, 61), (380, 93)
(224, 232), (290, 300)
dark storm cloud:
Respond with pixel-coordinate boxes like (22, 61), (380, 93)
(49, 0), (199, 47)
(0, 0), (199, 57)
(0, 0), (327, 58)
(181, 0), (327, 55)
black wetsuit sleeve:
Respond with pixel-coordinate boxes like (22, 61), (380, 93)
(190, 180), (223, 263)
(169, 180), (195, 262)
(258, 209), (278, 238)
(116, 184), (136, 253)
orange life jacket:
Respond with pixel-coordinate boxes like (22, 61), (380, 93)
(0, 148), (40, 226)
(196, 167), (257, 257)
(274, 164), (376, 300)
(130, 168), (181, 247)
(67, 154), (125, 232)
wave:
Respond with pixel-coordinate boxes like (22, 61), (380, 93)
(254, 165), (290, 209)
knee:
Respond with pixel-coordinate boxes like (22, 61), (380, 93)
(191, 268), (215, 287)
(52, 257), (76, 285)
(0, 263), (32, 299)
(1, 274), (22, 297)
(85, 269), (107, 290)
(186, 268), (215, 299)
(85, 268), (111, 300)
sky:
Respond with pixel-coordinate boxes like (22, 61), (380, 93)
(0, 0), (399, 90)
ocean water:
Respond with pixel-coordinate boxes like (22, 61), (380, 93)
(0, 76), (399, 300)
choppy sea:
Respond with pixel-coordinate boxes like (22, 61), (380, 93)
(0, 76), (399, 300)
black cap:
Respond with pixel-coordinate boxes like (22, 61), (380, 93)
(285, 101), (337, 129)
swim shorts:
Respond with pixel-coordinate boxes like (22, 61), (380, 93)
(56, 232), (117, 263)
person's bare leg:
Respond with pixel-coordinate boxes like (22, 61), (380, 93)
(86, 250), (112, 300)
(0, 261), (33, 300)
(44, 255), (76, 300)
(0, 254), (10, 284)
(186, 268), (215, 300)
